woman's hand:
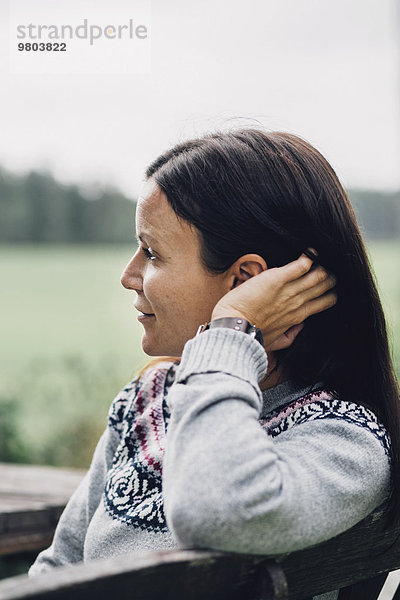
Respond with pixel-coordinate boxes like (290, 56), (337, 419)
(211, 253), (337, 351)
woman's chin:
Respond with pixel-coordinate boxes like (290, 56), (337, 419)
(141, 334), (168, 357)
(141, 338), (159, 356)
(141, 334), (183, 358)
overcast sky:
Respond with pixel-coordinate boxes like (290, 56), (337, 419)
(0, 0), (399, 197)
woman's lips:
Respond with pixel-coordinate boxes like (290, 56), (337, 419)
(137, 311), (155, 321)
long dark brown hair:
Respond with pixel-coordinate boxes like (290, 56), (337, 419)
(142, 128), (400, 522)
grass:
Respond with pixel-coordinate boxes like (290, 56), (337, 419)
(0, 244), (146, 374)
(0, 241), (399, 468)
(367, 240), (400, 374)
(0, 244), (148, 467)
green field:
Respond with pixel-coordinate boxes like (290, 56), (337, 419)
(367, 240), (400, 375)
(0, 242), (399, 468)
(0, 244), (148, 467)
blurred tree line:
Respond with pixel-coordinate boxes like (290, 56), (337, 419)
(0, 167), (399, 242)
(350, 190), (400, 240)
(0, 168), (135, 243)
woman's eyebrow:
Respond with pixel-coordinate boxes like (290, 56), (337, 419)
(135, 232), (158, 245)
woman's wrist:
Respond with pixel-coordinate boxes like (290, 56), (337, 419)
(211, 308), (250, 323)
(198, 316), (264, 347)
(176, 327), (268, 388)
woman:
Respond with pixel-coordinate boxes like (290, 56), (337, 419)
(30, 130), (398, 597)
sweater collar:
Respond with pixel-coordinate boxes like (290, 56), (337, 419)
(260, 379), (325, 418)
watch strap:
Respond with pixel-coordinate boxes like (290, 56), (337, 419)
(196, 317), (264, 346)
(209, 317), (253, 333)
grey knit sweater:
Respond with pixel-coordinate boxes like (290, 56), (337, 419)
(29, 328), (391, 599)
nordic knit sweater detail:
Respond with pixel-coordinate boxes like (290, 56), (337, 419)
(29, 328), (391, 582)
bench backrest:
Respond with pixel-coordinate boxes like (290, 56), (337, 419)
(0, 507), (398, 600)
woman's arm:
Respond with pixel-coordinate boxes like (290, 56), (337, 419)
(29, 380), (138, 575)
(163, 328), (391, 555)
(28, 428), (118, 574)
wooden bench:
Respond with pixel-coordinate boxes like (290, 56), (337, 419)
(0, 463), (85, 556)
(0, 505), (399, 599)
(0, 463), (399, 599)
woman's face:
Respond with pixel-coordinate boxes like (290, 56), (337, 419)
(120, 179), (232, 356)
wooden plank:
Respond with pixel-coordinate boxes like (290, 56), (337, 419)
(0, 465), (399, 600)
(279, 508), (400, 599)
(338, 573), (388, 599)
(0, 507), (62, 532)
(0, 464), (85, 498)
(0, 550), (284, 600)
(0, 532), (56, 556)
(0, 496), (68, 511)
(0, 503), (64, 532)
(0, 463), (85, 556)
(0, 507), (399, 600)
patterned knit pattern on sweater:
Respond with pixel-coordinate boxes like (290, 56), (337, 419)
(104, 361), (390, 533)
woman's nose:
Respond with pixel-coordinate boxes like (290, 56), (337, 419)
(120, 253), (142, 291)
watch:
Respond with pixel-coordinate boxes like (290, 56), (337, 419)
(196, 317), (264, 346)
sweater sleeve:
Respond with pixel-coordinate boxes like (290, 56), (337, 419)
(29, 378), (140, 575)
(162, 328), (391, 555)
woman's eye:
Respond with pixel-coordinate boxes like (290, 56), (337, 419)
(141, 247), (156, 261)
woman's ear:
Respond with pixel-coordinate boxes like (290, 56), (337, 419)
(231, 254), (268, 288)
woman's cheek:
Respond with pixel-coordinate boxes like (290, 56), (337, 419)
(142, 269), (161, 297)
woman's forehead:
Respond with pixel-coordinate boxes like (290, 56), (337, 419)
(136, 187), (198, 252)
(138, 178), (158, 203)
